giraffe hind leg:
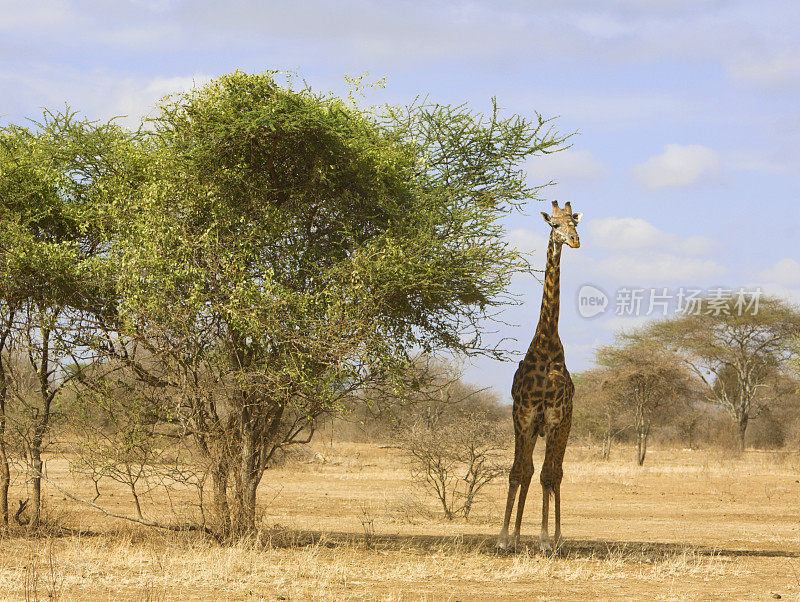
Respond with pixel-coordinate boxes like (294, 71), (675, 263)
(540, 479), (552, 554)
(512, 461), (534, 543)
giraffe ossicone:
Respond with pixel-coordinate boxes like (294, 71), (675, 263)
(497, 200), (580, 554)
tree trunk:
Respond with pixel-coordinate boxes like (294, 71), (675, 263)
(636, 431), (647, 466)
(29, 445), (43, 529)
(634, 403), (648, 465)
(0, 317), (12, 529)
(211, 459), (231, 537)
(29, 324), (53, 530)
(737, 414), (748, 452)
(238, 444), (261, 533)
(0, 386), (9, 529)
(602, 413), (612, 460)
(232, 473), (259, 535)
(0, 441), (8, 529)
(233, 406), (262, 535)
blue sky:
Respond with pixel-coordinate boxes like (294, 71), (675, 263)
(2, 0), (799, 398)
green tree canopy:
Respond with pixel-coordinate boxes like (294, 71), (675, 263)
(0, 109), (132, 528)
(98, 71), (570, 534)
(594, 338), (696, 465)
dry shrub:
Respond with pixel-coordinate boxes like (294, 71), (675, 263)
(385, 492), (434, 524)
(399, 407), (507, 520)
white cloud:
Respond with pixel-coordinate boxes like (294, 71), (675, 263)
(111, 74), (213, 126)
(508, 228), (549, 255)
(508, 217), (725, 296)
(597, 314), (653, 334)
(504, 89), (704, 131)
(594, 253), (727, 282)
(633, 144), (721, 189)
(588, 217), (716, 255)
(680, 235), (716, 256)
(759, 258), (800, 288)
(573, 14), (632, 38)
(526, 149), (607, 184)
(0, 69), (212, 128)
(731, 156), (792, 175)
(0, 1), (77, 30)
(589, 217), (662, 250)
(726, 52), (800, 89)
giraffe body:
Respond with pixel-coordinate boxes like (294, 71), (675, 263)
(498, 201), (580, 553)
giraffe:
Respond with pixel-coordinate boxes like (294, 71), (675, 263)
(498, 200), (581, 554)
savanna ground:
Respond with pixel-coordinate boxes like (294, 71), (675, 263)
(1, 441), (800, 601)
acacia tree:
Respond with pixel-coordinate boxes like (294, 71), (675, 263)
(573, 369), (628, 460)
(642, 296), (800, 451)
(595, 340), (696, 465)
(103, 71), (569, 534)
(0, 112), (126, 528)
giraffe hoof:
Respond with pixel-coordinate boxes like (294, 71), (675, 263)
(497, 532), (519, 553)
(539, 539), (553, 556)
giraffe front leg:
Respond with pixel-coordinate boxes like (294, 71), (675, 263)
(509, 434), (535, 550)
(540, 413), (570, 555)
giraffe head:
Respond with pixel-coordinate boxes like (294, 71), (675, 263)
(541, 200), (582, 249)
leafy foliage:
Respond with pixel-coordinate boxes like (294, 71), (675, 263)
(90, 71), (569, 533)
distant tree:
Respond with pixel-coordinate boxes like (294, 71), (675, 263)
(672, 401), (706, 450)
(640, 296), (800, 451)
(573, 370), (628, 460)
(595, 339), (696, 465)
(738, 372), (799, 449)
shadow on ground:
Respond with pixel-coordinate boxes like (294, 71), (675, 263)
(259, 528), (800, 560)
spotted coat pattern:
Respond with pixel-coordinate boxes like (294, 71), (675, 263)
(498, 201), (580, 553)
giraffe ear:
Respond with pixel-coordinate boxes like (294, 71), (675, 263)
(572, 212), (583, 225)
(541, 212), (553, 225)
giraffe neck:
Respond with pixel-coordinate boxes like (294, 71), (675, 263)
(532, 231), (563, 346)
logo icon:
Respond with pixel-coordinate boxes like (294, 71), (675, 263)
(577, 284), (609, 318)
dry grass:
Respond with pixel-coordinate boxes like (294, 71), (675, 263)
(1, 442), (799, 600)
(0, 530), (774, 601)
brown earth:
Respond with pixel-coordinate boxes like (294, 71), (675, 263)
(0, 442), (799, 600)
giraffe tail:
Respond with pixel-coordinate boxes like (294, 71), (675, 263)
(540, 480), (556, 500)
